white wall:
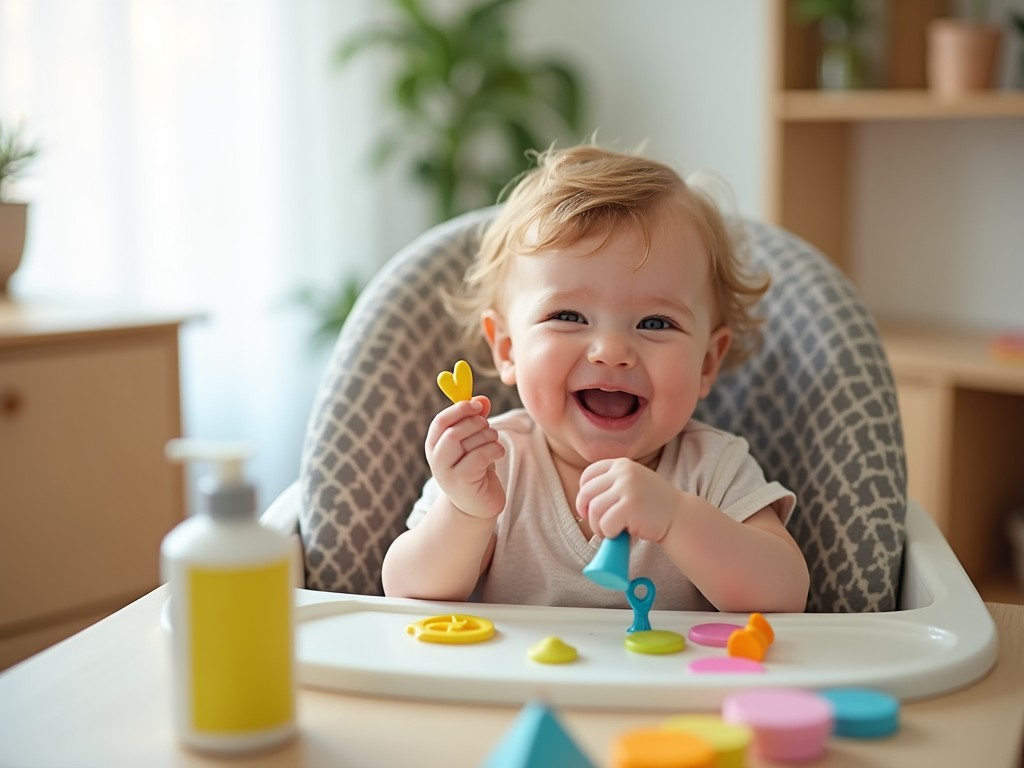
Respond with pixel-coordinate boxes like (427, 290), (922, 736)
(4, 0), (1020, 514)
(364, 1), (771, 259)
(516, 1), (1024, 335)
(853, 118), (1024, 331)
(851, 0), (1024, 332)
(0, 1), (392, 514)
(514, 0), (770, 219)
(171, 0), (1024, 503)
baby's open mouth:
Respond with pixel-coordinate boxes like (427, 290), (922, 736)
(575, 389), (641, 419)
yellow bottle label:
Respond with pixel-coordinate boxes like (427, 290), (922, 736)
(188, 561), (293, 733)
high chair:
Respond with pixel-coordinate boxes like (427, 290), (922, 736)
(263, 206), (909, 613)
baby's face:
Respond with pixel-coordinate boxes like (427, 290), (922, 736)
(489, 207), (730, 470)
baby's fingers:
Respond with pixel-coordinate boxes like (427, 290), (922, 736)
(458, 426), (501, 456)
(580, 489), (628, 539)
(455, 440), (505, 476)
(576, 463), (616, 519)
(425, 399), (486, 451)
(472, 394), (492, 420)
(431, 422), (499, 467)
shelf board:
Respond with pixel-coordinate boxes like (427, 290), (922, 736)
(880, 321), (1024, 396)
(777, 89), (1024, 122)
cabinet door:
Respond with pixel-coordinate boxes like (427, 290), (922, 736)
(0, 330), (185, 629)
(895, 378), (954, 533)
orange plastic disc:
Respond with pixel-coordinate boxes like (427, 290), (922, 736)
(612, 727), (715, 768)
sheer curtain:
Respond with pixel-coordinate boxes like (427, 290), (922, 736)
(0, 0), (401, 511)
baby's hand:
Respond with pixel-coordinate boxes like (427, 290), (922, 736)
(576, 458), (681, 542)
(425, 395), (506, 519)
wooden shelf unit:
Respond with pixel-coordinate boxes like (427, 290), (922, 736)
(881, 324), (1024, 601)
(0, 300), (194, 668)
(777, 90), (1024, 122)
(767, 0), (1024, 604)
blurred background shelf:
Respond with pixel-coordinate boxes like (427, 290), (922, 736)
(778, 89), (1024, 121)
(768, 0), (1024, 605)
(881, 322), (1024, 606)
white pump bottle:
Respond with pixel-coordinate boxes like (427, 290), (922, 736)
(161, 439), (296, 754)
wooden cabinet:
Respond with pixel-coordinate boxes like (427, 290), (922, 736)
(883, 326), (1024, 603)
(767, 0), (1024, 602)
(767, 1), (1024, 274)
(0, 300), (192, 668)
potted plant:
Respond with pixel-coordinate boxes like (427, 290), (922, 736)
(927, 0), (1004, 98)
(296, 0), (586, 344)
(0, 120), (40, 295)
(337, 0), (584, 222)
(792, 0), (871, 90)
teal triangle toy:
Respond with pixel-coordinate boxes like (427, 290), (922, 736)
(482, 699), (596, 768)
(583, 532), (630, 590)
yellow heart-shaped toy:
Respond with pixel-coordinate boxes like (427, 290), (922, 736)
(437, 359), (473, 403)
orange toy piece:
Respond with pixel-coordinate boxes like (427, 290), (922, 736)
(748, 612), (775, 645)
(727, 613), (776, 662)
(726, 628), (768, 662)
(612, 728), (715, 768)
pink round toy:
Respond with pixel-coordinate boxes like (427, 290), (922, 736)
(687, 622), (744, 648)
(722, 688), (834, 763)
(688, 657), (765, 675)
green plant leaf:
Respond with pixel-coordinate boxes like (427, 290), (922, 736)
(1010, 10), (1024, 35)
(529, 60), (584, 132)
(333, 0), (586, 221)
(0, 120), (41, 201)
(465, 0), (519, 28)
(287, 275), (365, 350)
(791, 0), (865, 27)
(393, 70), (425, 113)
(503, 118), (543, 167)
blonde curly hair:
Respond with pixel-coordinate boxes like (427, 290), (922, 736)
(447, 144), (769, 372)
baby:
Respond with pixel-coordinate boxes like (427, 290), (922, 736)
(382, 145), (809, 613)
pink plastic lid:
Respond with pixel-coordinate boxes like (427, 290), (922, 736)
(688, 657), (765, 674)
(687, 622), (744, 648)
(722, 688), (834, 763)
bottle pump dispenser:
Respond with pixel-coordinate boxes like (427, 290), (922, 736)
(161, 439), (296, 754)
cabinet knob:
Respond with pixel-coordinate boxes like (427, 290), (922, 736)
(1, 390), (23, 417)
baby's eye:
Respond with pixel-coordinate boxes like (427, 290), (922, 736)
(638, 316), (673, 331)
(550, 310), (585, 324)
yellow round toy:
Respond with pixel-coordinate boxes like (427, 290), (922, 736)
(527, 636), (579, 664)
(624, 629), (686, 655)
(405, 614), (495, 644)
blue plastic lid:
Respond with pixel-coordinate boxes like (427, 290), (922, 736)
(818, 687), (900, 739)
(582, 533), (630, 591)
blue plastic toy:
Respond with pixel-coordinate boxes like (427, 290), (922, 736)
(583, 532), (630, 591)
(626, 577), (656, 633)
(482, 699), (596, 768)
(819, 688), (900, 739)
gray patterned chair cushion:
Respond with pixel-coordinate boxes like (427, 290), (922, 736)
(299, 207), (907, 612)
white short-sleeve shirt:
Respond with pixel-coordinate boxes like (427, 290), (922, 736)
(408, 409), (795, 611)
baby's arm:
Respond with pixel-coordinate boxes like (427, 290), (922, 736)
(656, 501), (809, 613)
(381, 396), (506, 601)
(577, 459), (809, 613)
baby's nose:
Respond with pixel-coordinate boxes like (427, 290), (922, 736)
(587, 331), (636, 367)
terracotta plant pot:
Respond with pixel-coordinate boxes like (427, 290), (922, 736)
(0, 201), (27, 295)
(927, 19), (1003, 98)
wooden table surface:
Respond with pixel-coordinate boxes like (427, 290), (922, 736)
(0, 588), (1021, 767)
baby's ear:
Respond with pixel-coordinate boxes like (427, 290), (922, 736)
(482, 310), (516, 386)
(699, 325), (732, 397)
